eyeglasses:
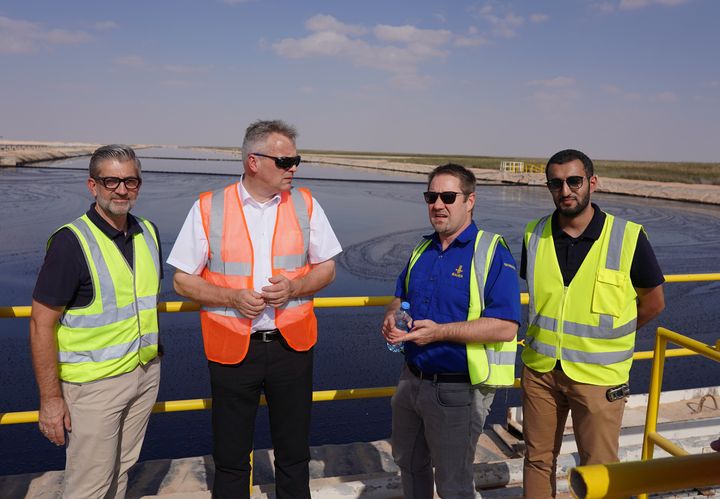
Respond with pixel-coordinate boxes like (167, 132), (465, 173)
(92, 176), (142, 190)
(546, 176), (587, 192)
(251, 152), (302, 170)
(423, 191), (466, 204)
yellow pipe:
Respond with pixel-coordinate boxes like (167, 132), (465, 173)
(642, 333), (667, 462)
(569, 452), (720, 499)
(1, 272), (717, 318)
(657, 327), (720, 362)
(664, 273), (720, 282)
(1, 386), (403, 425)
(0, 306), (32, 318)
(646, 432), (690, 457)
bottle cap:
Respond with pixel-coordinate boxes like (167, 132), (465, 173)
(401, 301), (410, 309)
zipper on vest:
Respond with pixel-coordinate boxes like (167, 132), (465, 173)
(127, 238), (145, 364)
(557, 285), (568, 363)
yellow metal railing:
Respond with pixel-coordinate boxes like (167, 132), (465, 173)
(569, 327), (720, 498)
(569, 452), (720, 499)
(3, 273), (719, 320)
(2, 272), (719, 426)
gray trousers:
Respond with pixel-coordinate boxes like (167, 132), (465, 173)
(391, 364), (495, 499)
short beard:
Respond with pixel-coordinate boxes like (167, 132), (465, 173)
(557, 191), (590, 218)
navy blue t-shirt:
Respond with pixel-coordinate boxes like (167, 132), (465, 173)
(394, 222), (521, 374)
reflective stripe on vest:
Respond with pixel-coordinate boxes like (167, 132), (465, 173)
(406, 230), (517, 387)
(523, 213), (640, 385)
(199, 184), (316, 364)
(55, 215), (160, 382)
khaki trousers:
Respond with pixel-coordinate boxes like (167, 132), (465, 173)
(521, 365), (626, 499)
(62, 358), (161, 499)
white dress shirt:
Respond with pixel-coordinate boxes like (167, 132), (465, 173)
(167, 177), (342, 331)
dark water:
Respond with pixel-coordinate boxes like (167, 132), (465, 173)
(1, 150), (719, 476)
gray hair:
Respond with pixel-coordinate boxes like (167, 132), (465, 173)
(241, 120), (297, 162)
(89, 144), (141, 178)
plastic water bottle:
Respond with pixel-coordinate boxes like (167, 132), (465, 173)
(387, 301), (411, 353)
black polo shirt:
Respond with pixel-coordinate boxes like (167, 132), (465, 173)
(33, 204), (163, 309)
(519, 204), (664, 288)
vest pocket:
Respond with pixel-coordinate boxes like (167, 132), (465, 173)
(591, 268), (627, 317)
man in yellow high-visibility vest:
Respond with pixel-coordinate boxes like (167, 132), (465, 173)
(520, 149), (665, 498)
(382, 163), (521, 499)
(30, 145), (162, 498)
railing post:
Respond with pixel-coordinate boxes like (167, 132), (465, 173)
(641, 328), (667, 464)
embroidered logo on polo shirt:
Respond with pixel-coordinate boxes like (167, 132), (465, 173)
(452, 264), (464, 278)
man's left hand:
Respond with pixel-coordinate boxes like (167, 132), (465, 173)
(261, 275), (296, 307)
(404, 319), (442, 346)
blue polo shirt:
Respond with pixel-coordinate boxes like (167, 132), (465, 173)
(394, 222), (521, 374)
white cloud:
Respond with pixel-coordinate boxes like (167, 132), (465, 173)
(159, 79), (195, 88)
(306, 14), (366, 36)
(374, 24), (451, 46)
(114, 56), (212, 75)
(162, 63), (213, 74)
(94, 21), (118, 31)
(591, 2), (616, 13)
(455, 27), (488, 47)
(530, 14), (550, 23)
(652, 91), (678, 103)
(272, 16), (453, 90)
(455, 34), (489, 47)
(0, 15), (93, 54)
(619, 0), (690, 10)
(603, 84), (677, 102)
(469, 3), (525, 38)
(526, 77), (581, 111)
(114, 55), (146, 67)
(528, 76), (577, 88)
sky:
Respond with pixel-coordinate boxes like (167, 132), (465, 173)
(1, 0), (718, 162)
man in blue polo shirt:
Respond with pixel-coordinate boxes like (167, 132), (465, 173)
(382, 163), (521, 499)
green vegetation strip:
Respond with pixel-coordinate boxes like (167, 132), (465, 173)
(185, 147), (720, 186)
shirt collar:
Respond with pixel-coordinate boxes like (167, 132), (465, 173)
(425, 220), (478, 247)
(551, 203), (606, 241)
(238, 175), (281, 208)
(86, 203), (142, 240)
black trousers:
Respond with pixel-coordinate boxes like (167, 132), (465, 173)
(209, 337), (314, 499)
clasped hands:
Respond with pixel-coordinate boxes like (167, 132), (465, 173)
(230, 275), (296, 319)
(382, 313), (439, 347)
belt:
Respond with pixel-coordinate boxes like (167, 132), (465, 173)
(407, 364), (470, 384)
(250, 329), (281, 342)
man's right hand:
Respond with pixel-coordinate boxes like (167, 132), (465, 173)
(38, 395), (71, 446)
(230, 289), (266, 319)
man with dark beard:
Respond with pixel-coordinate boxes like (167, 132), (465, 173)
(519, 149), (665, 498)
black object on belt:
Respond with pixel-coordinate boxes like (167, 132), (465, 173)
(407, 364), (470, 383)
(250, 329), (281, 342)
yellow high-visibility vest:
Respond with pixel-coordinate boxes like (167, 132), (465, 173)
(522, 213), (641, 385)
(405, 231), (517, 386)
(54, 214), (160, 383)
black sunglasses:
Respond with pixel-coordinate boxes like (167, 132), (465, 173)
(423, 191), (466, 204)
(92, 176), (142, 190)
(252, 152), (301, 170)
(546, 175), (587, 192)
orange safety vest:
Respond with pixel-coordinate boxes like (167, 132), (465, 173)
(198, 183), (316, 364)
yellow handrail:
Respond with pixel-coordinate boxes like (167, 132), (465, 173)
(2, 272), (719, 426)
(569, 452), (720, 499)
(2, 273), (718, 318)
(569, 328), (720, 499)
